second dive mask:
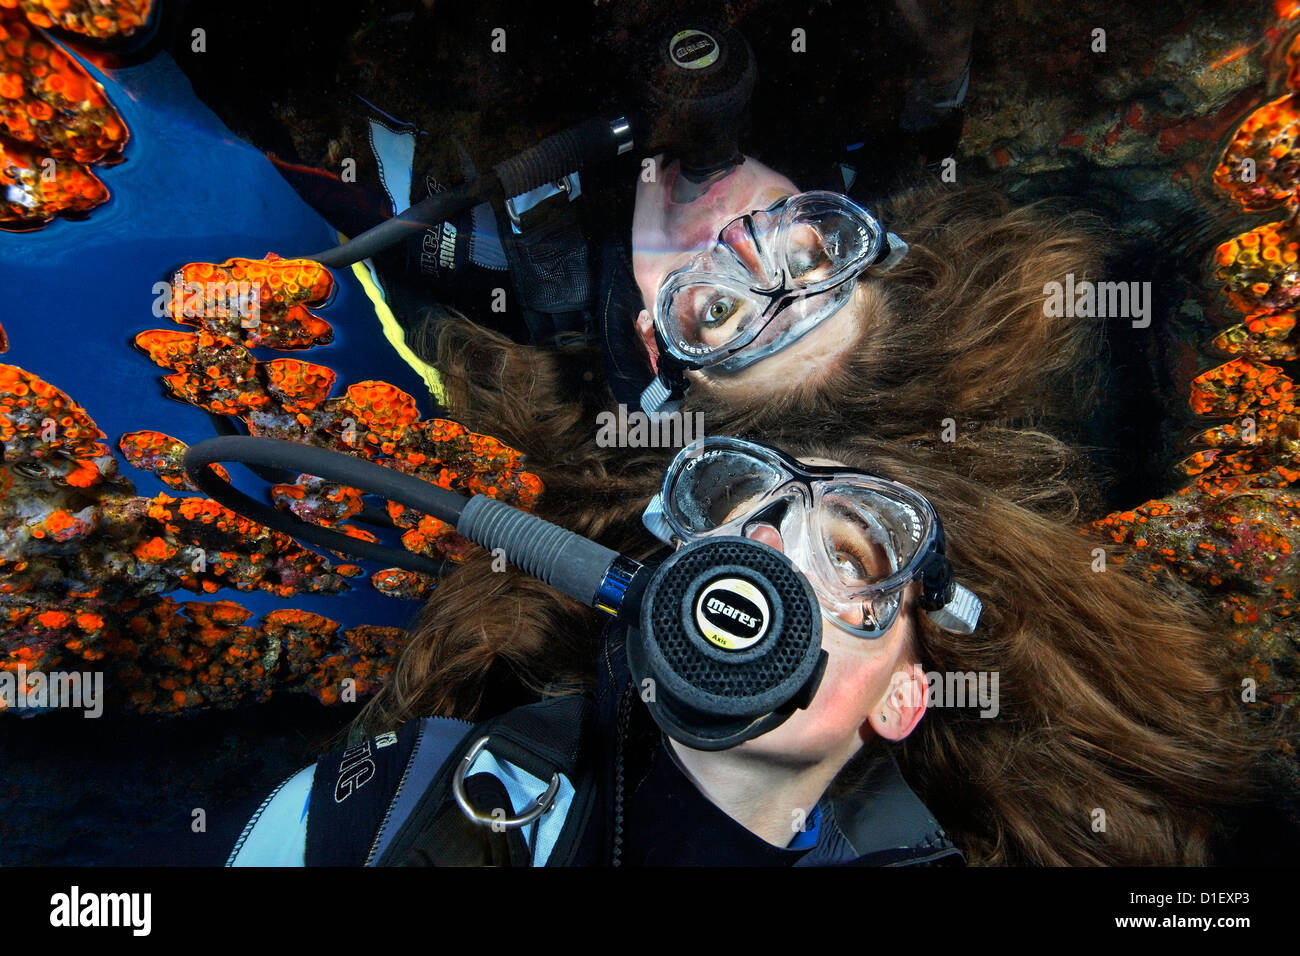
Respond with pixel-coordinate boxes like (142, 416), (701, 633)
(643, 437), (982, 638)
(640, 191), (908, 414)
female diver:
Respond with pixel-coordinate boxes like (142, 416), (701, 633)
(419, 169), (1112, 519)
(229, 421), (1257, 866)
(230, 434), (978, 865)
(617, 158), (1102, 431)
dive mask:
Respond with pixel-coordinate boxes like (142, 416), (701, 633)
(643, 437), (981, 638)
(639, 191), (907, 414)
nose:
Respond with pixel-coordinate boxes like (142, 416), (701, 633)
(744, 522), (784, 553)
(717, 216), (773, 287)
(743, 521), (870, 633)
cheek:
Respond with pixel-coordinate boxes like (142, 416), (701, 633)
(631, 209), (670, 312)
(800, 641), (891, 739)
(632, 264), (658, 314)
(630, 228), (668, 311)
(752, 635), (893, 758)
(745, 159), (800, 199)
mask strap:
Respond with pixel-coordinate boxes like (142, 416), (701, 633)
(925, 583), (982, 635)
(641, 325), (694, 414)
(641, 493), (675, 544)
(638, 375), (680, 416)
(877, 232), (909, 271)
(914, 528), (982, 634)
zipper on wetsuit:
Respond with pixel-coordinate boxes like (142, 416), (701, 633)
(363, 722), (426, 866)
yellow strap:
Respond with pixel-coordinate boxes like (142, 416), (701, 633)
(345, 250), (447, 407)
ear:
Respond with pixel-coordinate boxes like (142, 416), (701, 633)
(635, 310), (660, 374)
(872, 662), (927, 742)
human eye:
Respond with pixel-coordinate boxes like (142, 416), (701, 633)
(701, 294), (742, 329)
(830, 543), (876, 585)
(825, 521), (892, 585)
(683, 288), (754, 348)
(831, 545), (866, 578)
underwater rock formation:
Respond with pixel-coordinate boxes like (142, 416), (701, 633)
(1215, 220), (1300, 315)
(1092, 15), (1300, 802)
(0, 361), (537, 716)
(960, 2), (1278, 176)
(3, 0), (153, 41)
(0, 6), (125, 229)
(119, 430), (231, 491)
(1215, 93), (1300, 211)
(166, 255), (335, 349)
(1, 253), (543, 716)
(0, 365), (365, 713)
(0, 135), (106, 226)
(135, 255), (542, 568)
(0, 11), (124, 161)
(1213, 309), (1298, 361)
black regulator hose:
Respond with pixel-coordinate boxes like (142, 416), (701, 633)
(306, 116), (632, 269)
(183, 436), (628, 605)
(307, 178), (489, 270)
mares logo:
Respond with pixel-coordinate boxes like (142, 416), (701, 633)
(706, 596), (759, 627)
(669, 29), (719, 70)
(695, 578), (769, 650)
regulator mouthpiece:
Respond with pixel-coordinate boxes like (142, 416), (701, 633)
(636, 20), (757, 184)
(626, 536), (827, 751)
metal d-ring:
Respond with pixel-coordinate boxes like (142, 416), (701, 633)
(451, 736), (561, 829)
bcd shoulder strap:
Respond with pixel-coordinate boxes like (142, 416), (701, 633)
(376, 695), (598, 867)
(305, 697), (603, 868)
(305, 715), (472, 866)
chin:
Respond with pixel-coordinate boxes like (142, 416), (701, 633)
(739, 711), (862, 767)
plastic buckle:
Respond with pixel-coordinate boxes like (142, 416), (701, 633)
(505, 173), (582, 234)
(879, 233), (909, 270)
(925, 584), (982, 635)
(639, 375), (681, 416)
(641, 494), (675, 545)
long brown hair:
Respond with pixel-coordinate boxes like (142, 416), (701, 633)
(805, 433), (1256, 866)
(411, 181), (1111, 514)
(356, 318), (665, 726)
